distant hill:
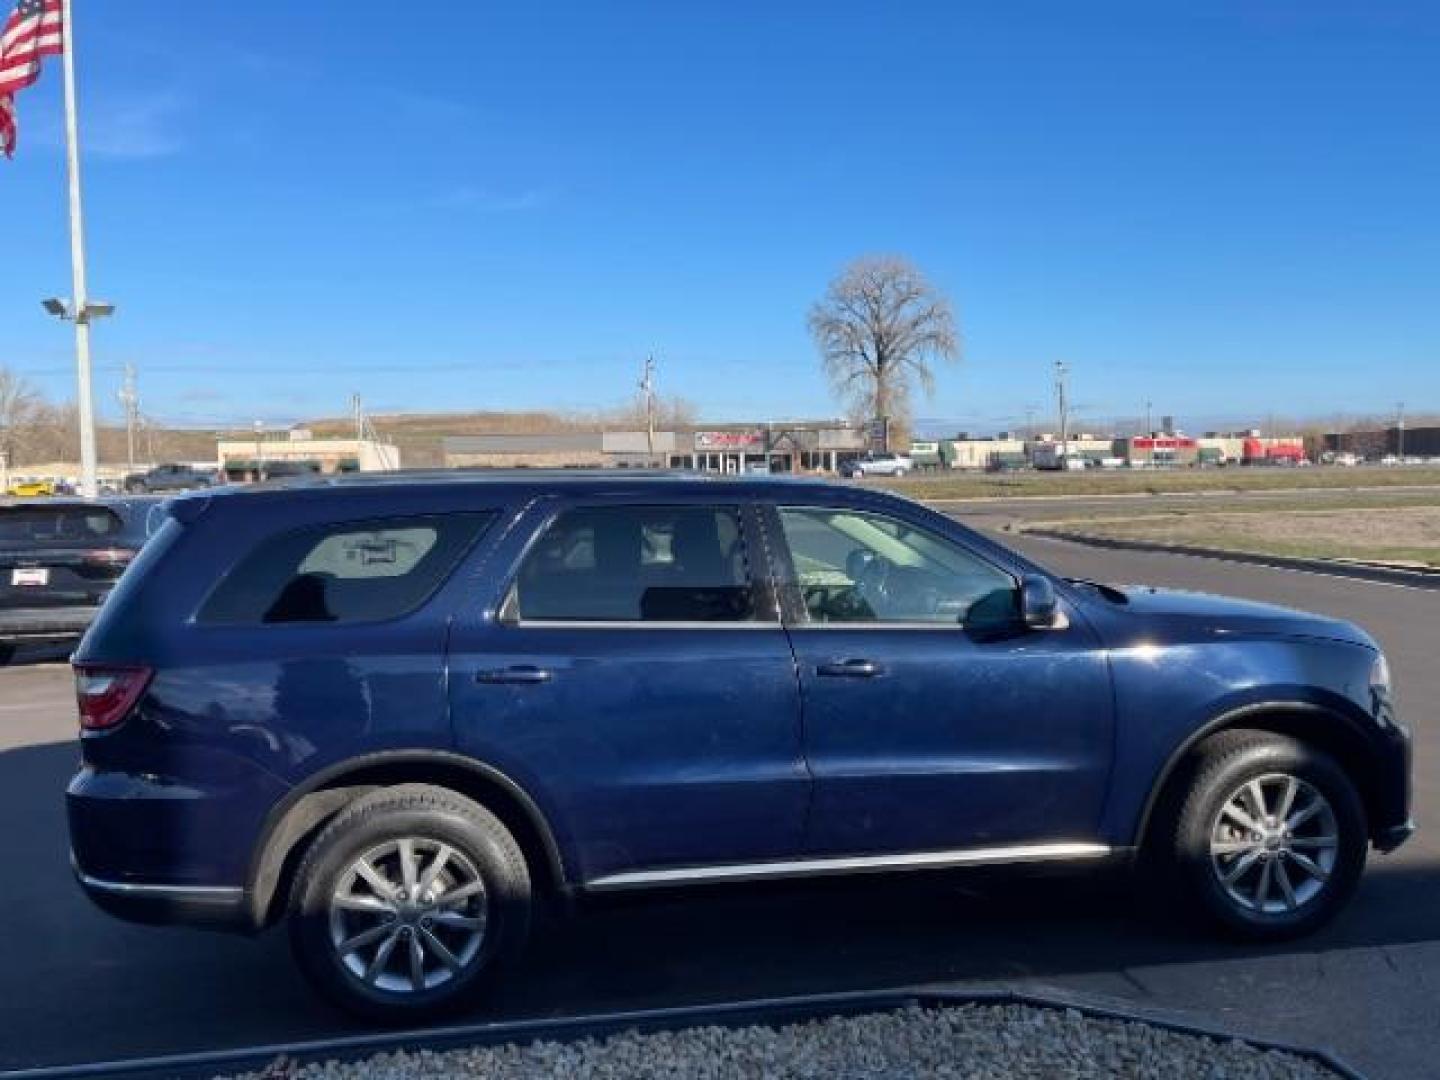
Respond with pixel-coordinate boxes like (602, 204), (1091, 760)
(300, 406), (691, 468)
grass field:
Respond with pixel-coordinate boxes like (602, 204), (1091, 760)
(878, 465), (1440, 501)
(1030, 503), (1440, 567)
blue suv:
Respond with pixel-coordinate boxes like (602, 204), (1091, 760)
(67, 474), (1413, 1020)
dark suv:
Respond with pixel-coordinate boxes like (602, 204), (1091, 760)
(67, 474), (1412, 1020)
(0, 498), (159, 659)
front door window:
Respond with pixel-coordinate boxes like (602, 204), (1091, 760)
(777, 507), (1016, 626)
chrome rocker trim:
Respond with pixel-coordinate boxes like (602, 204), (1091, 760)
(585, 841), (1112, 892)
(76, 871), (243, 902)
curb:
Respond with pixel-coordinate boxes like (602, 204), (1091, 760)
(1022, 528), (1440, 590)
(0, 986), (1364, 1080)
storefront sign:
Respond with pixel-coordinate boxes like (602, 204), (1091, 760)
(694, 431), (764, 451)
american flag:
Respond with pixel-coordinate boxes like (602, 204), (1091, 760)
(0, 0), (64, 159)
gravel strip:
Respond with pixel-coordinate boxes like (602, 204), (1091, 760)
(227, 1004), (1340, 1079)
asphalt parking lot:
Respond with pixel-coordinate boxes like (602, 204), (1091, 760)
(0, 533), (1434, 1078)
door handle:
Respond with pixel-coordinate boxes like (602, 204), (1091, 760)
(475, 665), (553, 685)
(816, 659), (881, 678)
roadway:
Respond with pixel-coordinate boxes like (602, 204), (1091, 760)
(0, 533), (1434, 1077)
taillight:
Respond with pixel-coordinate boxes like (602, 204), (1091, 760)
(82, 548), (135, 566)
(76, 549), (136, 581)
(74, 664), (152, 732)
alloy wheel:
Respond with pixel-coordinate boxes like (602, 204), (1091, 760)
(327, 838), (488, 993)
(1209, 772), (1340, 915)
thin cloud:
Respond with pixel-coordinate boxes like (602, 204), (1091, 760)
(433, 185), (554, 213)
(32, 91), (187, 160)
(379, 88), (476, 125)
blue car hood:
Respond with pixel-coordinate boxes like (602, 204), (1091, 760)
(1082, 585), (1377, 650)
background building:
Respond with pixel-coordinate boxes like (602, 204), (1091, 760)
(216, 430), (401, 481)
(1325, 425), (1440, 459)
(937, 436), (1028, 470)
(443, 421), (868, 473)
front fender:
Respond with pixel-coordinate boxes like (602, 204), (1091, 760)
(1098, 637), (1382, 846)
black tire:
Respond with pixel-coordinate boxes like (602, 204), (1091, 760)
(288, 783), (532, 1022)
(1168, 730), (1367, 940)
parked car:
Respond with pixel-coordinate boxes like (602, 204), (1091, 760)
(840, 452), (914, 477)
(0, 498), (160, 661)
(68, 474), (1412, 1021)
(123, 463), (217, 494)
(5, 479), (56, 497)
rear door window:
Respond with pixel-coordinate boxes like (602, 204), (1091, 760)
(513, 505), (757, 622)
(199, 513), (493, 625)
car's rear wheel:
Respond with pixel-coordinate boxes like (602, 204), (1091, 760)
(1169, 730), (1367, 939)
(288, 784), (531, 1022)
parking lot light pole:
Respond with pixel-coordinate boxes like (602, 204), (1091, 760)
(41, 297), (114, 499)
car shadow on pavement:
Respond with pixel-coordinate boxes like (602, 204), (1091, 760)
(2, 736), (1436, 1069)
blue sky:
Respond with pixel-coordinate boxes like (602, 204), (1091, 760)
(2, 1), (1436, 433)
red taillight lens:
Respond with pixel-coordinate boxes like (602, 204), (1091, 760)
(82, 548), (135, 568)
(74, 664), (152, 732)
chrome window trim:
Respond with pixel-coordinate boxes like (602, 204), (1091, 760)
(510, 619), (779, 630)
(788, 610), (1070, 631)
(584, 841), (1111, 892)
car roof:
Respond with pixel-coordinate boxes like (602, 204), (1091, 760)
(173, 469), (902, 509)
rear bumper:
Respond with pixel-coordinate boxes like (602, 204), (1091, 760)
(67, 760), (286, 933)
(72, 859), (250, 929)
(0, 604), (97, 642)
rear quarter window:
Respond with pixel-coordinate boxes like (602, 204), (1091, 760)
(198, 513), (493, 626)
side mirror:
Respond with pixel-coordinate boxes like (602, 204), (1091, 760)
(1020, 574), (1060, 629)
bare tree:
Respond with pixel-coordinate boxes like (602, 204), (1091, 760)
(0, 367), (40, 466)
(605, 393), (698, 432)
(808, 256), (960, 445)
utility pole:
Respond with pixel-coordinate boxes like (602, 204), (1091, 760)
(352, 393), (364, 442)
(639, 354), (657, 465)
(116, 362), (139, 472)
(1397, 402), (1406, 459)
(1143, 399), (1154, 466)
(1054, 361), (1070, 462)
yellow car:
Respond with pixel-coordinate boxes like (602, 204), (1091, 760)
(5, 480), (56, 497)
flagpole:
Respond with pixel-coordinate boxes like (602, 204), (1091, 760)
(59, 0), (98, 498)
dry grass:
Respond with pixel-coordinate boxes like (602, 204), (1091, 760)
(1042, 505), (1440, 566)
(882, 466), (1440, 501)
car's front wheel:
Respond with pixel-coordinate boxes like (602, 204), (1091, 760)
(1169, 730), (1367, 940)
(288, 784), (532, 1021)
